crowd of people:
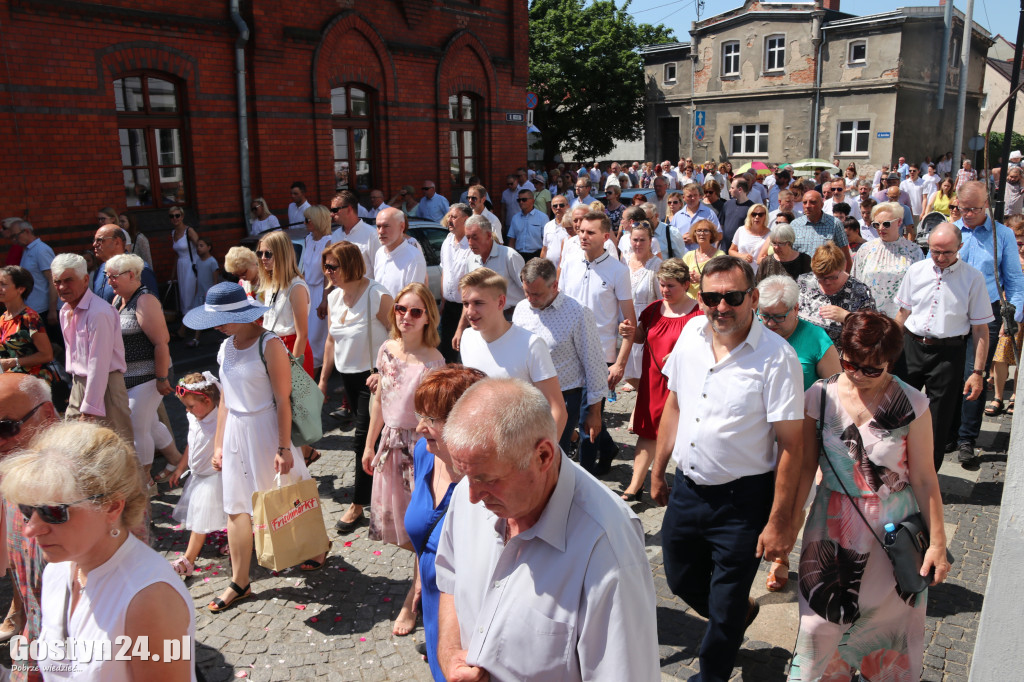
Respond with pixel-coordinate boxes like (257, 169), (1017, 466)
(0, 149), (1019, 681)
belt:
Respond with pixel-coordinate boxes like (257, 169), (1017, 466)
(906, 330), (967, 347)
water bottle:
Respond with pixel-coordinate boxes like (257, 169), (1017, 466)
(607, 388), (617, 403)
(883, 522), (898, 546)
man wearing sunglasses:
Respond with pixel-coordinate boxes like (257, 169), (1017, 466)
(0, 374), (58, 677)
(894, 223), (993, 471)
(89, 224), (158, 304)
(330, 190), (378, 272)
(950, 181), (1024, 465)
(507, 190), (547, 262)
(467, 183), (503, 243)
(651, 255), (804, 682)
(418, 180), (450, 222)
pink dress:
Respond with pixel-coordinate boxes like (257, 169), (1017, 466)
(369, 343), (444, 546)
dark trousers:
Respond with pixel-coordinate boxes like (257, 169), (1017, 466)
(560, 387), (584, 453)
(517, 249), (541, 262)
(340, 370), (374, 506)
(898, 331), (967, 472)
(959, 301), (1001, 446)
(579, 363), (615, 474)
(439, 300), (462, 364)
(661, 471), (774, 682)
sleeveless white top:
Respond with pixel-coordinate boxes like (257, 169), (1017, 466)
(262, 276), (309, 337)
(38, 534), (197, 681)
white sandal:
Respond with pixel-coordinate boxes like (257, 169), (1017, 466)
(171, 556), (194, 577)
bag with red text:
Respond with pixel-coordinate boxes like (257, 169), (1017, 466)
(252, 473), (330, 571)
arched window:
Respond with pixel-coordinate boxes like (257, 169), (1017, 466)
(331, 85), (374, 193)
(449, 93), (480, 189)
(113, 75), (188, 208)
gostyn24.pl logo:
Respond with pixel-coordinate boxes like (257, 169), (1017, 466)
(11, 635), (192, 663)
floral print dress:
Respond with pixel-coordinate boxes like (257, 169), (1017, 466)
(0, 308), (55, 384)
(850, 238), (923, 318)
(796, 274), (877, 351)
(790, 375), (931, 682)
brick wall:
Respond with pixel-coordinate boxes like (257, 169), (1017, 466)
(0, 0), (527, 281)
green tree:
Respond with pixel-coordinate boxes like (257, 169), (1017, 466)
(529, 0), (675, 163)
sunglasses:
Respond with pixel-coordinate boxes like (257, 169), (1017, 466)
(323, 263), (340, 273)
(752, 213), (766, 218)
(758, 310), (789, 324)
(422, 187), (432, 191)
(840, 356), (885, 378)
(394, 304), (425, 319)
(329, 206), (342, 214)
(699, 288), (751, 307)
(871, 220), (897, 229)
(169, 213), (182, 219)
(0, 403), (45, 440)
(816, 273), (842, 283)
(950, 205), (960, 210)
(19, 493), (105, 525)
(251, 205), (260, 211)
(304, 218), (312, 223)
(255, 250), (273, 259)
(175, 385), (208, 399)
(551, 203), (567, 209)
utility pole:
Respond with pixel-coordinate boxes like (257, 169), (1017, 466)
(995, 1), (1024, 222)
(951, 0), (975, 174)
(938, 0), (954, 109)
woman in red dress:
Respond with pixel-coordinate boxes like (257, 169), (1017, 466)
(619, 258), (702, 501)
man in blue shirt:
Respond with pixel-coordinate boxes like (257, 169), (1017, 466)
(417, 180), (450, 222)
(507, 190), (548, 261)
(954, 181), (1024, 465)
(668, 184), (720, 256)
(10, 220), (57, 324)
(91, 225), (158, 304)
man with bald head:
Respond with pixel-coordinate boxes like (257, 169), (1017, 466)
(373, 207), (427, 297)
(0, 374), (58, 681)
(895, 223), (994, 470)
(90, 224), (158, 303)
(791, 190), (852, 271)
(434, 378), (658, 682)
(418, 180), (450, 222)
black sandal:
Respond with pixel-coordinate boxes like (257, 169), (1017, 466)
(208, 581), (251, 613)
(304, 449), (322, 466)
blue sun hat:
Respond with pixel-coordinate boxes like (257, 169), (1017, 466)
(182, 282), (268, 330)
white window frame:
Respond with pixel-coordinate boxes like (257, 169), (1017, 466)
(848, 40), (867, 65)
(664, 62), (677, 84)
(721, 41), (740, 78)
(836, 120), (870, 155)
(764, 35), (785, 73)
(730, 124), (769, 156)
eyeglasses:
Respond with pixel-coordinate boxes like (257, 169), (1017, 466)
(699, 288), (752, 307)
(251, 205), (260, 211)
(92, 236), (112, 246)
(304, 218), (313, 224)
(816, 273), (842, 283)
(394, 304), (425, 319)
(752, 213), (766, 218)
(930, 249), (957, 257)
(871, 220), (897, 229)
(255, 250), (273, 259)
(414, 412), (440, 426)
(105, 271), (128, 281)
(959, 206), (985, 214)
(468, 196), (479, 202)
(169, 213), (183, 219)
(770, 241), (789, 248)
(0, 402), (45, 440)
(667, 200), (681, 205)
(758, 310), (789, 324)
(840, 356), (885, 378)
(19, 494), (105, 525)
(693, 229), (712, 235)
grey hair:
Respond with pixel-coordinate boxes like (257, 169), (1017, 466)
(857, 179), (873, 189)
(466, 214), (492, 233)
(450, 203), (472, 218)
(105, 253), (144, 278)
(520, 257), (556, 285)
(17, 374), (51, 406)
(757, 275), (799, 309)
(12, 220), (33, 234)
(444, 378), (556, 470)
(51, 253), (87, 278)
(1, 217), (20, 229)
(770, 223), (796, 245)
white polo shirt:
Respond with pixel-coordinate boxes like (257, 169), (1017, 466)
(664, 317), (803, 485)
(373, 238), (427, 297)
(460, 324), (556, 384)
(332, 219), (380, 271)
(894, 257), (994, 338)
(558, 252), (631, 363)
(467, 243), (526, 309)
(287, 200), (310, 229)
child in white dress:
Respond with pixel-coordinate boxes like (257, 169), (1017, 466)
(170, 371), (228, 577)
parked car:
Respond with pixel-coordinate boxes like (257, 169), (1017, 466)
(406, 218), (446, 303)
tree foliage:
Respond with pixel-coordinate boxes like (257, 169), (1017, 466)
(529, 0), (675, 163)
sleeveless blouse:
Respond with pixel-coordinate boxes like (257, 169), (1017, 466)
(116, 286), (156, 388)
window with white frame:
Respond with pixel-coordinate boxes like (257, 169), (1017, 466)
(837, 120), (870, 154)
(722, 41), (740, 77)
(848, 40), (867, 65)
(765, 35), (785, 72)
(730, 124), (769, 155)
(664, 62), (677, 84)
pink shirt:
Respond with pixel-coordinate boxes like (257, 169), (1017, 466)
(60, 288), (127, 417)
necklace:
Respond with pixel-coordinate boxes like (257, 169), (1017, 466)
(847, 375), (890, 423)
(76, 566), (87, 590)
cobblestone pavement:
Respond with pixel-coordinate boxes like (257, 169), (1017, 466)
(17, 334), (1012, 681)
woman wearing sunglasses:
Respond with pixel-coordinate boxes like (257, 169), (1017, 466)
(729, 204), (771, 275)
(169, 207), (199, 324)
(249, 196), (280, 236)
(301, 205), (334, 375)
(362, 281), (443, 637)
(797, 242), (876, 351)
(224, 246), (261, 302)
(790, 311), (949, 681)
(0, 421), (195, 680)
(318, 241), (393, 532)
(850, 202), (924, 319)
(256, 230), (314, 378)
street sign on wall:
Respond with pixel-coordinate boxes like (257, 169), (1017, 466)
(694, 110), (705, 127)
(506, 112), (524, 122)
(694, 125), (705, 142)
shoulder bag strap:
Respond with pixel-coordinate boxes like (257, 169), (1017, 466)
(364, 283), (376, 372)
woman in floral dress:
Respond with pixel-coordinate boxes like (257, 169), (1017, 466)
(0, 266), (54, 384)
(362, 282), (444, 637)
(850, 202), (923, 318)
(790, 311), (950, 681)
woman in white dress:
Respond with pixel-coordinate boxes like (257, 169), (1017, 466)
(623, 222), (662, 391)
(302, 205), (334, 373)
(250, 197), (281, 236)
(183, 282), (325, 611)
(729, 204), (771, 275)
(169, 207), (199, 321)
(1, 421), (196, 681)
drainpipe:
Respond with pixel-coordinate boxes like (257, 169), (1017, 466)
(937, 0), (954, 109)
(810, 8), (824, 157)
(230, 0), (251, 225)
(952, 0), (975, 171)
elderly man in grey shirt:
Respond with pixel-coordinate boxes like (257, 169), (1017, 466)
(435, 378), (659, 682)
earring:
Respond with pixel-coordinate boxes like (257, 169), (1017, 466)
(110, 528), (121, 538)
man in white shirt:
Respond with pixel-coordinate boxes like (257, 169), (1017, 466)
(604, 162), (622, 190)
(514, 257), (607, 454)
(558, 211), (635, 475)
(900, 166), (926, 224)
(287, 181), (310, 228)
(435, 378), (659, 682)
(372, 207), (426, 297)
(894, 223), (993, 471)
(540, 195), (570, 268)
(652, 255), (803, 682)
(501, 174), (520, 229)
(331, 190), (378, 271)
(660, 160), (678, 190)
(439, 203), (473, 362)
(651, 176), (670, 222)
(457, 268), (566, 435)
(588, 163), (601, 185)
(459, 215), (525, 320)
(467, 183), (503, 243)
(364, 189), (387, 220)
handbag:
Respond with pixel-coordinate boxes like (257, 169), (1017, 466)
(161, 280), (180, 314)
(258, 332), (325, 446)
(814, 379), (953, 594)
(45, 361), (71, 413)
(252, 472), (331, 571)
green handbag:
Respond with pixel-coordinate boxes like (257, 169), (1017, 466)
(258, 332), (325, 447)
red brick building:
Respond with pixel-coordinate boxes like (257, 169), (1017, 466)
(0, 0), (528, 278)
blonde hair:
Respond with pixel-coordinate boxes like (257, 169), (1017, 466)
(257, 230), (302, 295)
(811, 241), (846, 276)
(225, 245), (257, 275)
(0, 421), (146, 530)
(871, 201), (903, 222)
(389, 282), (440, 348)
(303, 205), (332, 239)
(177, 371), (221, 405)
(658, 258), (690, 286)
(459, 267), (507, 296)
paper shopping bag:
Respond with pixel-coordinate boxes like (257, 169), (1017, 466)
(252, 474), (330, 571)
